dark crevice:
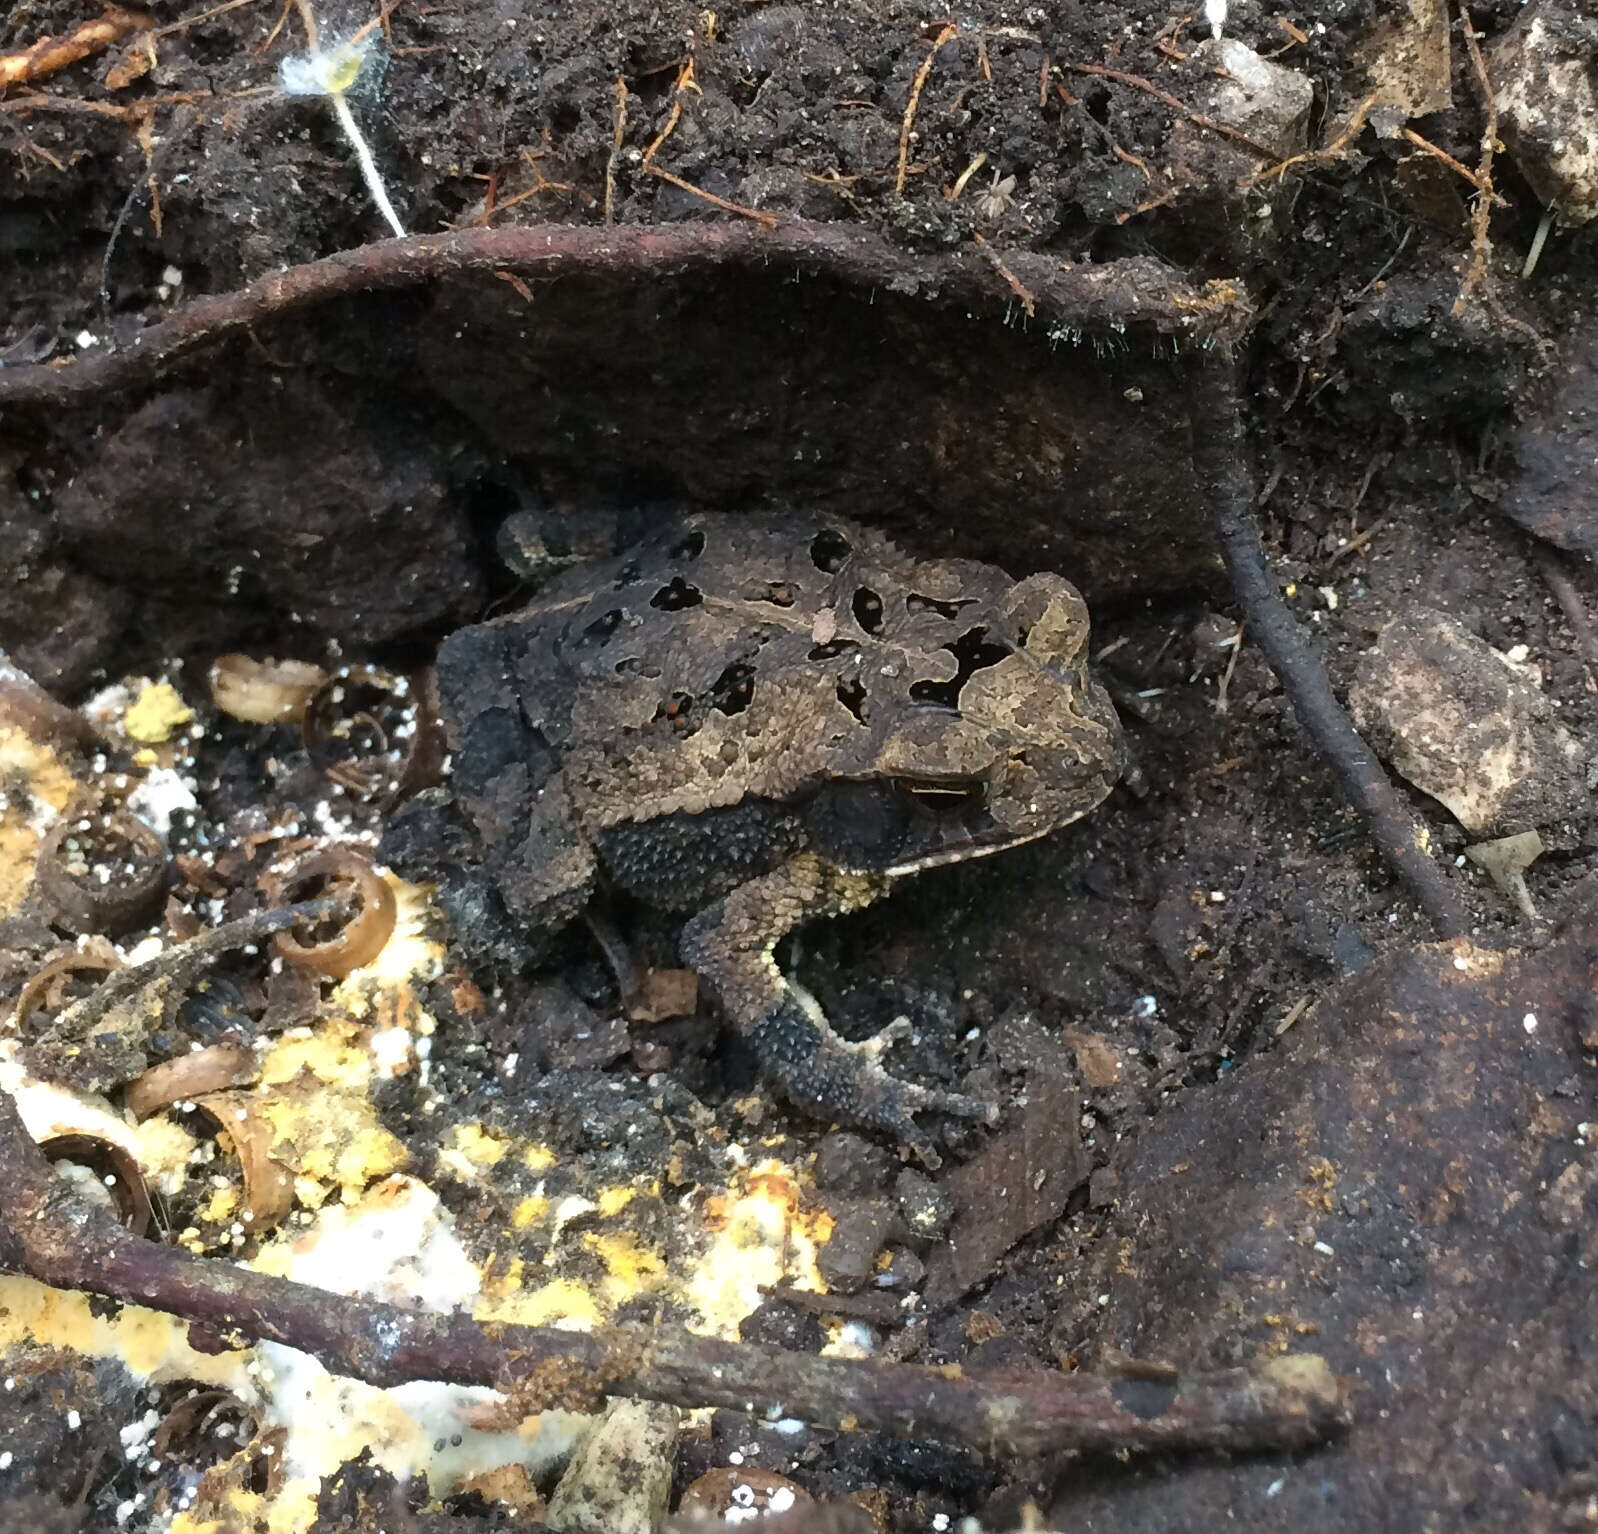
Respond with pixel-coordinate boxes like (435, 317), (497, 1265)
(907, 592), (971, 619)
(835, 676), (867, 721)
(852, 586), (884, 635)
(583, 607), (626, 645)
(650, 577), (703, 610)
(908, 626), (1009, 708)
(670, 528), (706, 561)
(711, 662), (756, 715)
(810, 529), (852, 573)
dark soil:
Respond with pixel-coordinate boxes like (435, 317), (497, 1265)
(4, 0), (1598, 1529)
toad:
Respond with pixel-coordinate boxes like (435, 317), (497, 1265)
(429, 511), (1122, 1165)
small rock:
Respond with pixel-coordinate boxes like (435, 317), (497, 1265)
(678, 1466), (811, 1522)
(1492, 3), (1598, 225)
(628, 967), (699, 1023)
(894, 1167), (953, 1243)
(1167, 38), (1313, 218)
(456, 1463), (544, 1519)
(1332, 922), (1376, 976)
(1348, 608), (1588, 834)
(817, 1200), (900, 1295)
(546, 1398), (679, 1534)
(1193, 38), (1314, 160)
(812, 1132), (896, 1196)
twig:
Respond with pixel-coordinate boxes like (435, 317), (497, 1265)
(1111, 142), (1154, 181)
(1346, 450), (1389, 520)
(1214, 622), (1243, 713)
(605, 75), (627, 225)
(1327, 517), (1388, 565)
(1244, 90), (1380, 189)
(1452, 1), (1497, 315)
(38, 900), (347, 1052)
(1348, 226), (1413, 303)
(646, 166), (776, 226)
(1064, 61), (1279, 163)
(898, 24), (957, 196)
(149, 0), (263, 42)
(1530, 542), (1598, 692)
(1397, 127), (1491, 197)
(642, 57), (693, 164)
(947, 150), (988, 199)
(0, 222), (1254, 409)
(0, 88), (214, 118)
(1189, 354), (1471, 938)
(971, 231), (1036, 317)
(470, 153), (580, 224)
(289, 0), (319, 50)
(0, 1083), (1349, 1459)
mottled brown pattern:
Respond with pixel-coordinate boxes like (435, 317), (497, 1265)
(436, 510), (1122, 1156)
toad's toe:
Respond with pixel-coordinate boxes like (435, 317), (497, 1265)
(746, 995), (996, 1168)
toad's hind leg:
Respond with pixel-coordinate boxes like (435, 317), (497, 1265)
(679, 853), (997, 1168)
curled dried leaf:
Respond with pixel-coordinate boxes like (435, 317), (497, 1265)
(125, 1043), (258, 1122)
(149, 1388), (259, 1464)
(192, 1091), (296, 1234)
(301, 665), (437, 803)
(35, 807), (169, 935)
(39, 1132), (153, 1237)
(208, 654), (328, 726)
(11, 945), (123, 1038)
(259, 849), (396, 978)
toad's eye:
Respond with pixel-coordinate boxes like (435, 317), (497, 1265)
(894, 777), (987, 814)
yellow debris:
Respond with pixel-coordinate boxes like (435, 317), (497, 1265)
(0, 726), (79, 916)
(124, 681), (193, 744)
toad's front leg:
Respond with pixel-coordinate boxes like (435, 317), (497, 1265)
(679, 853), (997, 1168)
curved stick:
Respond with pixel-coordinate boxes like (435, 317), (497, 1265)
(1190, 354), (1470, 938)
(0, 222), (1249, 409)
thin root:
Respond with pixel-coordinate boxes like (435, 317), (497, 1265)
(642, 58), (775, 226)
(606, 74), (627, 225)
(897, 24), (957, 197)
(0, 7), (151, 89)
(1066, 61), (1279, 164)
(972, 231), (1036, 317)
(1244, 91), (1380, 189)
(1451, 1), (1498, 315)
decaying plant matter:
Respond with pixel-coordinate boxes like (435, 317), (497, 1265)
(0, 1073), (1349, 1460)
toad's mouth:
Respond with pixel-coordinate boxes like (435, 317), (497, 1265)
(876, 775), (1048, 877)
(880, 822), (1051, 878)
